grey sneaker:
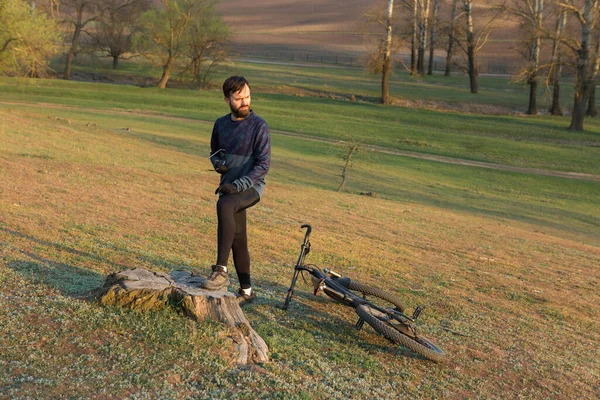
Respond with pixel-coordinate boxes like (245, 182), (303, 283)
(236, 288), (256, 306)
(201, 265), (230, 290)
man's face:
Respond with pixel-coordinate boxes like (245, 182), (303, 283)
(226, 84), (251, 120)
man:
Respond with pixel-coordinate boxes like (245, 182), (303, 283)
(201, 76), (270, 305)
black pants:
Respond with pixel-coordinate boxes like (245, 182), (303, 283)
(216, 188), (260, 289)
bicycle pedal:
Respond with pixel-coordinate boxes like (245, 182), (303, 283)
(412, 305), (425, 320)
(355, 318), (365, 331)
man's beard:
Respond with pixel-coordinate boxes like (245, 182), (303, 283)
(230, 104), (250, 119)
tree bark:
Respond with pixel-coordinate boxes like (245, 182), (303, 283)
(157, 57), (174, 89)
(113, 55), (119, 69)
(64, 16), (83, 80)
(338, 144), (359, 192)
(428, 0), (439, 75)
(526, 0), (543, 115)
(95, 268), (269, 364)
(528, 80), (538, 115)
(586, 26), (600, 116)
(445, 0), (459, 76)
(569, 0), (597, 131)
(417, 0), (430, 76)
(587, 85), (598, 116)
(549, 9), (566, 116)
(381, 0), (394, 104)
(464, 0), (478, 93)
(411, 0), (418, 75)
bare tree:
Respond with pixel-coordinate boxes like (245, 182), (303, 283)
(411, 0), (418, 74)
(454, 0), (499, 94)
(135, 0), (210, 88)
(548, 6), (567, 115)
(586, 25), (600, 116)
(338, 143), (360, 192)
(444, 0), (459, 76)
(61, 0), (104, 79)
(183, 7), (230, 86)
(500, 0), (544, 115)
(382, 0), (394, 104)
(428, 0), (440, 75)
(85, 0), (149, 69)
(417, 0), (431, 75)
(558, 0), (600, 131)
(463, 0), (478, 93)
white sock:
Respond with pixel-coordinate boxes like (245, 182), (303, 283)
(241, 287), (252, 296)
(217, 265), (227, 273)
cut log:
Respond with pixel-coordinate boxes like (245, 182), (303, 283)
(95, 268), (269, 364)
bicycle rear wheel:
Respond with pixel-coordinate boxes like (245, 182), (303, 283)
(355, 304), (447, 362)
(344, 280), (406, 313)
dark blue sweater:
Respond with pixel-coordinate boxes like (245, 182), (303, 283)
(210, 111), (271, 198)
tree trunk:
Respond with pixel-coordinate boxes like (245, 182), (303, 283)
(549, 9), (566, 116)
(64, 51), (75, 80)
(550, 78), (562, 116)
(586, 24), (600, 117)
(587, 84), (598, 116)
(338, 144), (359, 192)
(526, 0), (543, 115)
(411, 0), (418, 75)
(570, 84), (590, 130)
(527, 80), (537, 115)
(64, 3), (86, 80)
(113, 55), (119, 70)
(64, 22), (83, 80)
(381, 0), (394, 104)
(445, 0), (459, 76)
(157, 58), (174, 89)
(464, 0), (478, 94)
(417, 0), (430, 76)
(428, 0), (439, 75)
(569, 0), (596, 131)
(95, 268), (269, 364)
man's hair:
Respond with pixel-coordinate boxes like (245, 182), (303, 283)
(223, 76), (250, 98)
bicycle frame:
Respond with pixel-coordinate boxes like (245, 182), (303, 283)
(283, 224), (416, 326)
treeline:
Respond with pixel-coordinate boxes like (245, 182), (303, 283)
(370, 0), (600, 131)
(0, 0), (230, 87)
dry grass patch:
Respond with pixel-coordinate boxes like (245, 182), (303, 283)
(1, 106), (599, 398)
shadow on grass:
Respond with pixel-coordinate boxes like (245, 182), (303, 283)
(249, 277), (432, 362)
(2, 227), (121, 297)
(8, 256), (104, 297)
(1, 226), (433, 362)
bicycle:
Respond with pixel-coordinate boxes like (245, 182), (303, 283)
(283, 224), (447, 362)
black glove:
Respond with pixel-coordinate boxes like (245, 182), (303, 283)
(215, 183), (239, 195)
(214, 163), (228, 174)
(210, 149), (228, 174)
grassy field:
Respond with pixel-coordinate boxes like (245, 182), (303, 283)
(1, 64), (599, 398)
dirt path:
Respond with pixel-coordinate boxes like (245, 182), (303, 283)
(3, 100), (599, 183)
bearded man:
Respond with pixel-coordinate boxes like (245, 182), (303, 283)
(200, 76), (270, 305)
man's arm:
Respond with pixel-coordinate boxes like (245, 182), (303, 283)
(210, 122), (219, 154)
(232, 123), (270, 192)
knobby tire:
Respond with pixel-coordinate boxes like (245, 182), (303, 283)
(346, 281), (406, 313)
(355, 304), (447, 363)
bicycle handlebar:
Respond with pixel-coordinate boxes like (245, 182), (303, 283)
(301, 223), (312, 237)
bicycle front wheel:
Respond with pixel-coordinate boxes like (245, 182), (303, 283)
(355, 304), (447, 362)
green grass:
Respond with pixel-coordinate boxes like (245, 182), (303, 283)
(1, 69), (599, 176)
(1, 62), (599, 398)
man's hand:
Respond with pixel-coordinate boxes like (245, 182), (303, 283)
(214, 164), (229, 174)
(215, 183), (239, 195)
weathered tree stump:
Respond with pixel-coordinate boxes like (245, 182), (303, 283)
(95, 268), (269, 364)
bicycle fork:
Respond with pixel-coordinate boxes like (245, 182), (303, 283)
(283, 224), (312, 310)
